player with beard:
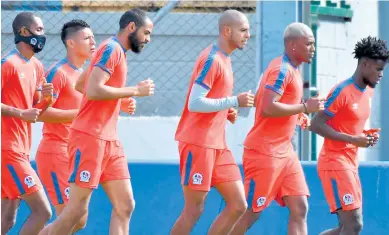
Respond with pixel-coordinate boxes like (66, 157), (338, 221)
(39, 8), (155, 235)
(311, 36), (389, 235)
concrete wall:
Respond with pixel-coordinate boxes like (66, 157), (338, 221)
(9, 162), (389, 235)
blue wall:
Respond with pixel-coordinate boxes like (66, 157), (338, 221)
(9, 162), (389, 235)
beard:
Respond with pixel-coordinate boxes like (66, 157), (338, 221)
(128, 31), (143, 54)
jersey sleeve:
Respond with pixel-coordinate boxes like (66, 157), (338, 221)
(45, 68), (66, 102)
(264, 66), (291, 96)
(1, 61), (16, 90)
(193, 53), (220, 90)
(94, 43), (122, 76)
(324, 86), (347, 117)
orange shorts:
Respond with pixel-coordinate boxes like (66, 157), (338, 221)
(1, 150), (42, 200)
(36, 151), (70, 206)
(318, 170), (362, 213)
(178, 142), (242, 191)
(67, 130), (130, 189)
(243, 149), (310, 213)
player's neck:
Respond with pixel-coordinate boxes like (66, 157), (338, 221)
(284, 50), (301, 67)
(352, 71), (367, 89)
(66, 52), (86, 69)
(16, 43), (34, 60)
(115, 33), (130, 52)
(217, 38), (234, 56)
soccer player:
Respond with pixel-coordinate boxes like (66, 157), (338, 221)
(1, 12), (53, 235)
(231, 22), (325, 235)
(171, 10), (254, 235)
(39, 8), (154, 235)
(311, 36), (389, 235)
(34, 20), (95, 234)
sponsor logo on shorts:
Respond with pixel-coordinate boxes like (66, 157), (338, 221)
(64, 187), (70, 199)
(24, 176), (36, 188)
(256, 197), (266, 207)
(80, 170), (91, 183)
(192, 173), (203, 185)
(343, 193), (354, 205)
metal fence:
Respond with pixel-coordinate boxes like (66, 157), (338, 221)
(1, 1), (258, 117)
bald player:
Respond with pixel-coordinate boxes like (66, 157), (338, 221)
(231, 22), (324, 235)
(171, 10), (254, 235)
(1, 12), (53, 235)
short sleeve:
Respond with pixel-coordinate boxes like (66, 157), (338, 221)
(194, 48), (220, 90)
(45, 67), (66, 101)
(324, 86), (346, 117)
(94, 43), (122, 76)
(1, 61), (16, 90)
(264, 66), (291, 96)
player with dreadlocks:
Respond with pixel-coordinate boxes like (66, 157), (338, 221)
(311, 36), (389, 235)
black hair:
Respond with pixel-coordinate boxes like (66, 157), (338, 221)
(61, 19), (91, 46)
(12, 12), (38, 35)
(119, 8), (149, 31)
(353, 36), (389, 62)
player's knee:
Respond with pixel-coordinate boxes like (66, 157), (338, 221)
(184, 202), (205, 220)
(346, 216), (363, 233)
(1, 213), (17, 232)
(74, 218), (87, 232)
(32, 204), (52, 222)
(289, 200), (308, 221)
(114, 198), (135, 219)
(227, 200), (247, 216)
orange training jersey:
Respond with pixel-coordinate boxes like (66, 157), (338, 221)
(71, 37), (127, 140)
(244, 54), (303, 157)
(38, 58), (83, 153)
(1, 48), (44, 154)
(175, 44), (234, 149)
(318, 77), (372, 171)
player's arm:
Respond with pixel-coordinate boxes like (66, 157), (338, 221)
(188, 84), (239, 113)
(310, 111), (354, 142)
(75, 69), (87, 93)
(261, 70), (323, 117)
(37, 108), (78, 123)
(86, 67), (141, 100)
(36, 67), (77, 123)
(1, 104), (23, 118)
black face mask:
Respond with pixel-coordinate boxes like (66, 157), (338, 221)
(14, 28), (46, 53)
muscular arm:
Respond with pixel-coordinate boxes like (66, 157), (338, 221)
(261, 89), (305, 117)
(37, 108), (78, 123)
(1, 104), (22, 118)
(310, 111), (354, 143)
(86, 67), (139, 100)
(188, 84), (238, 113)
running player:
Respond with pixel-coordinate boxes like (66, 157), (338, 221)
(311, 36), (389, 235)
(1, 12), (53, 235)
(171, 10), (254, 235)
(231, 22), (324, 235)
(34, 20), (95, 234)
(39, 8), (154, 235)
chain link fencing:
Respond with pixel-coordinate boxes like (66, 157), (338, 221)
(1, 1), (258, 117)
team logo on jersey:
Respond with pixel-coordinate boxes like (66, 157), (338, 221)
(343, 193), (354, 205)
(192, 173), (203, 185)
(64, 187), (70, 199)
(19, 72), (25, 79)
(256, 197), (266, 207)
(352, 103), (359, 110)
(79, 170), (91, 183)
(24, 176), (36, 188)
